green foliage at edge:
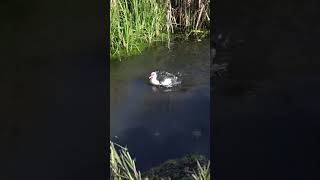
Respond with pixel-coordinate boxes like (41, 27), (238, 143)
(110, 141), (211, 180)
(110, 0), (210, 60)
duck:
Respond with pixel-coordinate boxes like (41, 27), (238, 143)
(148, 71), (181, 88)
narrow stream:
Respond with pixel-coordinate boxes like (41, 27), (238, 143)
(110, 39), (210, 171)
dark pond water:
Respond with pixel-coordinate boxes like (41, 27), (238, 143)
(110, 40), (210, 171)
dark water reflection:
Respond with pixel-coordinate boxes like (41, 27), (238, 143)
(110, 40), (210, 171)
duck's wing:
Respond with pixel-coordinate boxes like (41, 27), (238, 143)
(155, 71), (181, 87)
(156, 71), (175, 82)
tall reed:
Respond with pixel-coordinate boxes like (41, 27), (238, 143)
(110, 141), (143, 180)
(110, 0), (210, 58)
(192, 160), (211, 180)
(168, 0), (210, 37)
(110, 0), (168, 58)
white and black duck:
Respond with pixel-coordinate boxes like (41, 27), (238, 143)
(148, 71), (181, 88)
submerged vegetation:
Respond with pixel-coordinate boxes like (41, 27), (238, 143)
(110, 141), (210, 180)
(110, 0), (210, 59)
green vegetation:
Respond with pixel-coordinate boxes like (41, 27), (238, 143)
(110, 141), (211, 180)
(110, 0), (210, 59)
(110, 141), (142, 179)
(191, 160), (210, 180)
(110, 0), (168, 59)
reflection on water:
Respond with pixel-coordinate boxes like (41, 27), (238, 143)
(110, 39), (210, 171)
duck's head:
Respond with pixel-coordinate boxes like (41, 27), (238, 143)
(149, 72), (157, 80)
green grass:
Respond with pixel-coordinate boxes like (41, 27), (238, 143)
(110, 141), (211, 180)
(192, 160), (210, 180)
(110, 141), (142, 180)
(110, 0), (168, 59)
(110, 0), (210, 59)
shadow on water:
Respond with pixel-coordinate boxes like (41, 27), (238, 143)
(110, 40), (210, 171)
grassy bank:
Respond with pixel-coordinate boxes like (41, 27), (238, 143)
(110, 0), (210, 59)
(110, 141), (210, 180)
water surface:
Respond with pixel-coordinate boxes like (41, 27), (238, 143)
(110, 40), (210, 171)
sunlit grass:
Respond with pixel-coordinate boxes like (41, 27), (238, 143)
(110, 141), (211, 180)
(110, 141), (143, 180)
(192, 160), (211, 180)
(110, 0), (168, 59)
(110, 0), (210, 59)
